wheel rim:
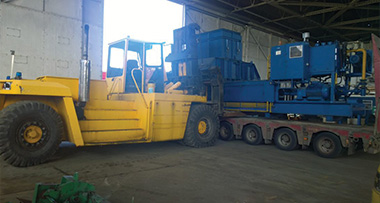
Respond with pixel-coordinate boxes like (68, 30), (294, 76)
(198, 119), (208, 135)
(23, 125), (43, 144)
(220, 125), (229, 138)
(246, 129), (257, 141)
(279, 133), (291, 146)
(18, 121), (48, 148)
(318, 137), (335, 154)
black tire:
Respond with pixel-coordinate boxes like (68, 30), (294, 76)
(273, 128), (299, 151)
(313, 132), (343, 158)
(219, 121), (234, 141)
(183, 105), (219, 148)
(0, 101), (63, 167)
(242, 124), (263, 145)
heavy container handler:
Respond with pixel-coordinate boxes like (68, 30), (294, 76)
(0, 25), (220, 167)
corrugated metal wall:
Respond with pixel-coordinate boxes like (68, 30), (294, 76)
(0, 0), (104, 80)
(185, 8), (289, 79)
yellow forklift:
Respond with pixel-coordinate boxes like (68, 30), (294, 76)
(0, 25), (219, 167)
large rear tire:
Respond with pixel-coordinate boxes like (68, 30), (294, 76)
(183, 105), (219, 148)
(313, 132), (343, 158)
(0, 101), (63, 167)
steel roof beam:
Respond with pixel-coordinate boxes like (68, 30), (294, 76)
(329, 16), (380, 27)
(301, 16), (380, 31)
(279, 2), (345, 7)
(305, 0), (380, 16)
(183, 2), (300, 39)
(262, 0), (350, 40)
(231, 0), (285, 13)
(269, 0), (380, 23)
(320, 31), (373, 40)
(333, 26), (380, 32)
(217, 0), (303, 35)
(324, 0), (359, 25)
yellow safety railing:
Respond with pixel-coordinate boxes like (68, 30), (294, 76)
(224, 102), (273, 113)
(107, 77), (122, 100)
(131, 68), (148, 108)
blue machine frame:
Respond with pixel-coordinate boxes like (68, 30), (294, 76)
(224, 40), (374, 123)
(166, 24), (374, 124)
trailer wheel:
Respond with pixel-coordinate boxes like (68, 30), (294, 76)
(313, 132), (342, 158)
(242, 124), (263, 145)
(0, 101), (63, 167)
(219, 121), (234, 141)
(273, 128), (299, 151)
(183, 105), (219, 148)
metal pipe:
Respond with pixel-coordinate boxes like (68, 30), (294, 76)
(79, 60), (91, 102)
(142, 43), (146, 93)
(10, 50), (15, 78)
(78, 24), (91, 104)
(302, 32), (310, 42)
(347, 48), (367, 80)
(81, 25), (89, 60)
(122, 40), (129, 93)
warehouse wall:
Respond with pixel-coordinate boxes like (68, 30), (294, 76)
(185, 8), (288, 79)
(0, 0), (104, 80)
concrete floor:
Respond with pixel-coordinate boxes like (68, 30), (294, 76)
(1, 140), (379, 203)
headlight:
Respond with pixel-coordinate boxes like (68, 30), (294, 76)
(2, 82), (11, 90)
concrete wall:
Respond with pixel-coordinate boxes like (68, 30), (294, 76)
(185, 8), (288, 79)
(0, 0), (104, 80)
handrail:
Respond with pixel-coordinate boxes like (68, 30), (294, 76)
(347, 49), (367, 80)
(107, 77), (122, 100)
(131, 68), (148, 108)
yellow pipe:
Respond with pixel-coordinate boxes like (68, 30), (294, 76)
(164, 82), (174, 91)
(347, 49), (367, 80)
(167, 82), (181, 92)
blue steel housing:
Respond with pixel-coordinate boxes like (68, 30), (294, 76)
(166, 24), (374, 124)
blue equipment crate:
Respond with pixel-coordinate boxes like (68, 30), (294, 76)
(198, 29), (242, 60)
(271, 42), (310, 81)
(199, 58), (260, 81)
(309, 42), (340, 77)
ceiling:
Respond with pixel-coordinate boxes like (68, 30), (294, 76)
(171, 0), (380, 42)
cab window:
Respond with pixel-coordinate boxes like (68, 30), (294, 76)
(107, 41), (125, 78)
(146, 44), (162, 67)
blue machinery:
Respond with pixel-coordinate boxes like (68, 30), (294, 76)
(166, 24), (374, 124)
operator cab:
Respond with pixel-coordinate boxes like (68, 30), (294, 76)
(106, 38), (165, 94)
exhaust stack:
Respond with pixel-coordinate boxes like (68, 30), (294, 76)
(79, 24), (91, 105)
(302, 32), (310, 42)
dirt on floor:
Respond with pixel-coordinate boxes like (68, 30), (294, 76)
(1, 140), (379, 203)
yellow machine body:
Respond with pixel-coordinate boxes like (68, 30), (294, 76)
(0, 77), (206, 146)
(0, 38), (220, 167)
(0, 76), (206, 146)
